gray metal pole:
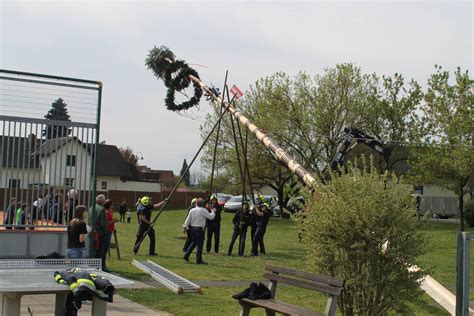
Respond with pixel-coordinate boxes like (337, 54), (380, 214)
(462, 233), (470, 315)
(456, 231), (465, 316)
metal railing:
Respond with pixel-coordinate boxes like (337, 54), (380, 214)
(0, 69), (102, 229)
(419, 196), (459, 217)
(0, 258), (102, 270)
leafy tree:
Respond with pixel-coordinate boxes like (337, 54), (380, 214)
(297, 163), (427, 315)
(42, 98), (71, 139)
(356, 73), (423, 172)
(409, 66), (473, 231)
(180, 159), (191, 186)
(200, 64), (382, 210)
(118, 146), (140, 179)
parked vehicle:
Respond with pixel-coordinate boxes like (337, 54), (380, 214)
(286, 196), (305, 213)
(260, 195), (280, 217)
(216, 193), (233, 207)
(224, 195), (254, 213)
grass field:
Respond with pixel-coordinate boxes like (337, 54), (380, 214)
(107, 208), (472, 315)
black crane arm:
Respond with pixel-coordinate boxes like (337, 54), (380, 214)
(330, 127), (390, 171)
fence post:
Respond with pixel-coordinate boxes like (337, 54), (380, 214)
(456, 231), (464, 316)
(456, 232), (471, 316)
(463, 233), (470, 315)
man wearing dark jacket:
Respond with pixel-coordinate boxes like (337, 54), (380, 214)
(89, 195), (108, 270)
(228, 201), (251, 256)
(206, 195), (222, 254)
(133, 196), (166, 256)
(251, 202), (271, 256)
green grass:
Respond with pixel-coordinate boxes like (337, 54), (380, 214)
(108, 209), (471, 315)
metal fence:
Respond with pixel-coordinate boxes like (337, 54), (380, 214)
(419, 196), (459, 217)
(0, 69), (102, 228)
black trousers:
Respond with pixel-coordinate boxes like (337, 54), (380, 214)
(228, 227), (247, 256)
(184, 226), (204, 263)
(183, 229), (193, 252)
(250, 224), (257, 242)
(134, 224), (156, 255)
(119, 212), (125, 223)
(206, 221), (221, 253)
(65, 292), (78, 316)
(252, 226), (267, 255)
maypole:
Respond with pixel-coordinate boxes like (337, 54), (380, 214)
(145, 46), (317, 188)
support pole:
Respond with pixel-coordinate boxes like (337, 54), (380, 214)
(188, 75), (317, 188)
(456, 232), (471, 316)
(133, 103), (231, 254)
(209, 71), (228, 196)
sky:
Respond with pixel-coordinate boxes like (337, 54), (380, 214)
(1, 0), (472, 174)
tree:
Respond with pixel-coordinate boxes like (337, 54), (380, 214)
(297, 164), (427, 315)
(200, 64), (380, 210)
(409, 66), (473, 231)
(180, 159), (191, 186)
(356, 73), (423, 172)
(42, 98), (71, 139)
(118, 146), (140, 179)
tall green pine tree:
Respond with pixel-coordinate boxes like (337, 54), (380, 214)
(42, 98), (72, 139)
(180, 159), (191, 186)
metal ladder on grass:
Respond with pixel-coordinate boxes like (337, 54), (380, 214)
(132, 259), (201, 294)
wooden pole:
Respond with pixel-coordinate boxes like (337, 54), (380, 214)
(188, 75), (317, 188)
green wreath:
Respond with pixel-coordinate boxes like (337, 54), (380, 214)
(146, 46), (203, 111)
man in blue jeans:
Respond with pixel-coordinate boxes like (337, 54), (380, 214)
(183, 198), (216, 264)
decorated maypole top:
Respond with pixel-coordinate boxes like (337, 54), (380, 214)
(145, 45), (317, 187)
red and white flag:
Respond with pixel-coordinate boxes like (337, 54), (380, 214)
(230, 84), (244, 100)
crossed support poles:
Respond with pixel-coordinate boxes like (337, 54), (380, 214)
(135, 68), (316, 253)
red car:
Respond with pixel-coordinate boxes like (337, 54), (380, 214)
(217, 193), (233, 206)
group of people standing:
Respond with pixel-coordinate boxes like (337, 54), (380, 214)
(2, 188), (80, 229)
(66, 194), (116, 272)
(182, 195), (271, 264)
(3, 197), (27, 229)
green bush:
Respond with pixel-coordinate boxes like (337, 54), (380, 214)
(464, 199), (474, 227)
(296, 166), (427, 315)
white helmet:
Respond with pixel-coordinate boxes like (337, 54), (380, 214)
(68, 189), (78, 199)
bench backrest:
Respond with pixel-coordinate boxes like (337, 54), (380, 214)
(264, 264), (344, 297)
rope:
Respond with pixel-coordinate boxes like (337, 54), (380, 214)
(133, 103), (231, 254)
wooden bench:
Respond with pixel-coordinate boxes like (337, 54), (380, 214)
(239, 265), (345, 316)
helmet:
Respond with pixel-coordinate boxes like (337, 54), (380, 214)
(191, 198), (197, 204)
(210, 194), (217, 201)
(68, 189), (77, 199)
(140, 196), (151, 206)
(258, 195), (265, 201)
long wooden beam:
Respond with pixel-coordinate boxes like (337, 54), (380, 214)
(189, 75), (317, 188)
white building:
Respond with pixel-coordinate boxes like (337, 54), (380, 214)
(0, 136), (162, 199)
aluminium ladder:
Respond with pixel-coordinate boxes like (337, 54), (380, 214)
(132, 259), (200, 294)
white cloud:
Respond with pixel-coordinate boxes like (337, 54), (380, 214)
(1, 0), (472, 173)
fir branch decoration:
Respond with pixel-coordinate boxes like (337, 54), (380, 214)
(145, 46), (203, 111)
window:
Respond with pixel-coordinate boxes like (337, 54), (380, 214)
(64, 177), (75, 187)
(101, 181), (107, 190)
(66, 155), (76, 167)
(413, 185), (424, 195)
(8, 179), (20, 188)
